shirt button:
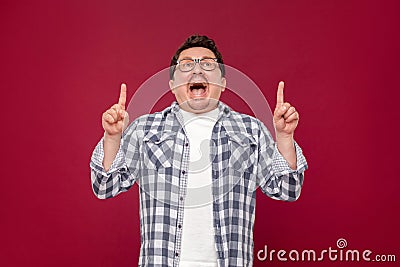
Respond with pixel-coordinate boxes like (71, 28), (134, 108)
(180, 196), (184, 201)
(178, 224), (182, 228)
(185, 143), (189, 147)
(175, 252), (179, 257)
(182, 170), (186, 175)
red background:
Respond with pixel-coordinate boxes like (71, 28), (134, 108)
(1, 0), (399, 266)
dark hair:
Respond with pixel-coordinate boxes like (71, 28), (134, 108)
(169, 34), (225, 79)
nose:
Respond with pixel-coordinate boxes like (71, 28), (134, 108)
(192, 61), (203, 74)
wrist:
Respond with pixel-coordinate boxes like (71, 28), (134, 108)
(275, 136), (297, 170)
(104, 131), (122, 143)
(276, 132), (293, 142)
(276, 134), (295, 154)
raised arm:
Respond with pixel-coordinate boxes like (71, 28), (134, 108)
(102, 83), (129, 171)
(90, 83), (139, 199)
(273, 81), (299, 170)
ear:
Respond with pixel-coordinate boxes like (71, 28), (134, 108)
(220, 77), (226, 92)
(169, 80), (176, 94)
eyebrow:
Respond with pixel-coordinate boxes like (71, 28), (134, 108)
(178, 56), (215, 60)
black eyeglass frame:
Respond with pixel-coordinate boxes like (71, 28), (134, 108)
(176, 58), (219, 72)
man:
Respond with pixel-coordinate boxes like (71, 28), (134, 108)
(90, 35), (308, 267)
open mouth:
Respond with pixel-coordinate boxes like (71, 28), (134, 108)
(188, 82), (208, 98)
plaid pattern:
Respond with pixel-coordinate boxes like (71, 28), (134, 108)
(90, 101), (308, 267)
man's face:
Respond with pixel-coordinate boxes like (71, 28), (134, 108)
(169, 47), (226, 114)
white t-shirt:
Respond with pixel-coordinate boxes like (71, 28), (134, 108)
(179, 108), (219, 267)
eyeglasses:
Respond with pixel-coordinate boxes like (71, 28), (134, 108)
(177, 58), (219, 72)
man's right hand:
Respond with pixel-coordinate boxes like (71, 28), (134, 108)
(102, 83), (129, 171)
(102, 83), (129, 138)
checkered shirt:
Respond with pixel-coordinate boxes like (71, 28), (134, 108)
(90, 101), (308, 267)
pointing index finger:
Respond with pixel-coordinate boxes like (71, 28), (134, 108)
(118, 83), (127, 109)
(277, 81), (284, 105)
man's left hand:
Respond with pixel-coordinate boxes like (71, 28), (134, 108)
(273, 81), (299, 137)
(273, 81), (299, 169)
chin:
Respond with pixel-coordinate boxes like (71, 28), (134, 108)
(185, 98), (218, 113)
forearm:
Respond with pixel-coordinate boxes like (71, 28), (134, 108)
(261, 172), (304, 201)
(103, 132), (122, 172)
(90, 136), (134, 199)
(276, 134), (297, 170)
(259, 141), (308, 201)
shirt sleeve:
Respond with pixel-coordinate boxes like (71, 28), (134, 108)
(89, 119), (141, 199)
(256, 120), (308, 201)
